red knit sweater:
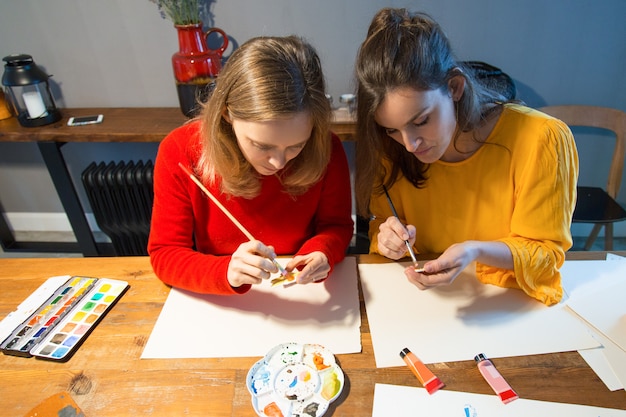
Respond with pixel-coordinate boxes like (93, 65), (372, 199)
(148, 121), (354, 295)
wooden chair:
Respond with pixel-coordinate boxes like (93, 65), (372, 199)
(539, 105), (626, 250)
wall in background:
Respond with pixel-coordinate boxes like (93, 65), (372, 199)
(0, 0), (625, 236)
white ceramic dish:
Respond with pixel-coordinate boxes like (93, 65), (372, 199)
(246, 342), (344, 417)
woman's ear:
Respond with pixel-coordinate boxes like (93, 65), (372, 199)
(221, 108), (232, 124)
(448, 74), (466, 102)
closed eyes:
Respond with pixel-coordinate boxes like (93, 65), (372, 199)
(251, 140), (306, 152)
(384, 116), (429, 136)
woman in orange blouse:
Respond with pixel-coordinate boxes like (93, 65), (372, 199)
(354, 8), (578, 305)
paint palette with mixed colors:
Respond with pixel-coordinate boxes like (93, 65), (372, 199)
(270, 270), (299, 288)
(0, 275), (128, 361)
(246, 343), (344, 417)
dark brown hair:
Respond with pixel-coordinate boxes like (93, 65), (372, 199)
(354, 8), (508, 217)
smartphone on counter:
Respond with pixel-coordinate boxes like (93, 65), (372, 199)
(67, 114), (104, 126)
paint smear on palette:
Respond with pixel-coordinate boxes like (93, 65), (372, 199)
(246, 343), (344, 417)
(270, 270), (299, 287)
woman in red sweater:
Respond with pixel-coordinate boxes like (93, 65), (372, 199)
(148, 36), (354, 295)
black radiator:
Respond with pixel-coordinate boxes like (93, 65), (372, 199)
(81, 160), (154, 256)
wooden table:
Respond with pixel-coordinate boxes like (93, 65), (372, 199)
(0, 254), (624, 416)
(0, 108), (357, 256)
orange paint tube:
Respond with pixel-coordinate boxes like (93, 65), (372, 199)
(399, 347), (444, 394)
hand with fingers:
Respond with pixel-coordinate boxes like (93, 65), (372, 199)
(227, 240), (281, 288)
(404, 242), (475, 289)
(377, 216), (417, 261)
(285, 251), (330, 285)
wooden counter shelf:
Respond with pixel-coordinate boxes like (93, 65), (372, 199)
(0, 108), (356, 256)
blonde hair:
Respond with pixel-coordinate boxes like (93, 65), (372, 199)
(196, 35), (332, 198)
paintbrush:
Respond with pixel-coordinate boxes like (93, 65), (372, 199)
(382, 185), (423, 272)
(178, 162), (288, 277)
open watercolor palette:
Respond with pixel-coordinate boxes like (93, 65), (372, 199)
(0, 275), (129, 362)
(270, 270), (299, 288)
(246, 342), (344, 417)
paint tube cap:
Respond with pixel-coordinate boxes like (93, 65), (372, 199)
(399, 348), (410, 359)
(474, 353), (488, 363)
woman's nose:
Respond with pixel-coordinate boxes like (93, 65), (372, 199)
(402, 133), (420, 152)
(268, 151), (287, 169)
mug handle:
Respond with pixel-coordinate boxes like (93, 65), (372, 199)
(205, 28), (229, 54)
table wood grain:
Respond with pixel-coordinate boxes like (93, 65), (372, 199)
(0, 255), (624, 416)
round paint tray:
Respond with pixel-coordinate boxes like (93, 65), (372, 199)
(246, 342), (344, 417)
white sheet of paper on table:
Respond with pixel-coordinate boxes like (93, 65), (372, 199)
(372, 383), (626, 416)
(578, 347), (621, 391)
(560, 258), (626, 391)
(141, 257), (361, 359)
(565, 262), (626, 351)
(578, 328), (626, 391)
(359, 261), (600, 368)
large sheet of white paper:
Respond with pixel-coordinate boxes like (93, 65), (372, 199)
(565, 263), (626, 351)
(560, 259), (626, 390)
(372, 384), (626, 416)
(359, 262), (599, 368)
(560, 259), (626, 300)
(579, 327), (626, 391)
(579, 347), (623, 391)
(142, 257), (361, 359)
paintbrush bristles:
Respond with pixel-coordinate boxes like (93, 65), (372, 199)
(178, 162), (255, 241)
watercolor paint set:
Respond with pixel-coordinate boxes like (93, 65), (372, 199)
(0, 275), (128, 361)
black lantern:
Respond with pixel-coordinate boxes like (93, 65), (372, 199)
(2, 54), (61, 127)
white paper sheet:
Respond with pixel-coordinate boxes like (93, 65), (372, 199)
(372, 384), (626, 416)
(579, 330), (626, 391)
(141, 258), (361, 359)
(578, 347), (622, 391)
(359, 262), (599, 368)
(560, 259), (626, 300)
(560, 259), (626, 390)
(605, 253), (626, 262)
(566, 264), (626, 351)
